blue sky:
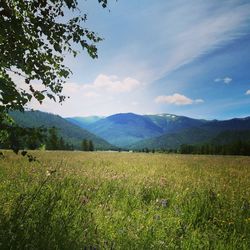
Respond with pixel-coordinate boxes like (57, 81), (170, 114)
(29, 0), (250, 119)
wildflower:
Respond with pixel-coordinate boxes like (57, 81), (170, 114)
(209, 189), (217, 202)
(154, 214), (161, 220)
(161, 199), (169, 208)
(80, 196), (89, 205)
(46, 169), (56, 177)
(241, 199), (249, 211)
(174, 206), (181, 215)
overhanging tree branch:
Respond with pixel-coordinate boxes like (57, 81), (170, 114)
(0, 0), (110, 153)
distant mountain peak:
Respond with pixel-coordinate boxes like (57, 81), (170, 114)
(108, 112), (139, 117)
(156, 113), (177, 119)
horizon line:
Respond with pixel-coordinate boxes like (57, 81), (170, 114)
(22, 108), (250, 121)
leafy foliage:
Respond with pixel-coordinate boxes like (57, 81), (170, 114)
(0, 115), (45, 152)
(0, 0), (109, 154)
(0, 0), (107, 112)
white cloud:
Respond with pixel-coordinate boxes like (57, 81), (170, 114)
(82, 74), (141, 93)
(223, 77), (232, 84)
(155, 93), (204, 106)
(13, 74), (142, 116)
(12, 71), (143, 117)
(246, 90), (250, 95)
(59, 82), (98, 98)
(214, 77), (232, 84)
(57, 74), (141, 100)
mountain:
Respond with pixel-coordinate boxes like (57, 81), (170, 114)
(130, 117), (250, 150)
(66, 116), (104, 129)
(67, 113), (208, 147)
(9, 111), (115, 150)
(84, 113), (163, 147)
(145, 114), (207, 133)
(10, 111), (250, 150)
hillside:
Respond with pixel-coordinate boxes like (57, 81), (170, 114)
(130, 127), (213, 150)
(9, 111), (115, 150)
(210, 130), (250, 145)
(130, 117), (250, 150)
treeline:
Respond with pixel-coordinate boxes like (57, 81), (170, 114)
(132, 140), (250, 156)
(0, 126), (95, 152)
(46, 127), (74, 151)
(81, 139), (94, 151)
(179, 140), (250, 156)
(134, 148), (177, 154)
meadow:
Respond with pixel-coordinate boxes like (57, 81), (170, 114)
(0, 151), (249, 249)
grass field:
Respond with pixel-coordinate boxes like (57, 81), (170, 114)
(0, 151), (250, 249)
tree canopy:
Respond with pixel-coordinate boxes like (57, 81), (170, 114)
(0, 0), (109, 154)
(0, 0), (108, 113)
(0, 0), (107, 151)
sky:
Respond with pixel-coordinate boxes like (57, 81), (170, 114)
(26, 0), (250, 119)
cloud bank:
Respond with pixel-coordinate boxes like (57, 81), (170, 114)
(155, 93), (204, 106)
(81, 74), (141, 94)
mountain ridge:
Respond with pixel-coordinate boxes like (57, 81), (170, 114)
(67, 112), (210, 147)
(67, 112), (250, 149)
(10, 110), (115, 150)
(10, 110), (250, 151)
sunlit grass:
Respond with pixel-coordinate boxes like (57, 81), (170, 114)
(0, 151), (249, 249)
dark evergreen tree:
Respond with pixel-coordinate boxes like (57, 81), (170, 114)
(179, 140), (250, 156)
(47, 127), (59, 150)
(65, 142), (71, 151)
(59, 137), (65, 150)
(89, 140), (94, 151)
(81, 139), (89, 151)
(26, 131), (40, 150)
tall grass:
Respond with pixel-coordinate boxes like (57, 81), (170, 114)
(0, 151), (249, 249)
